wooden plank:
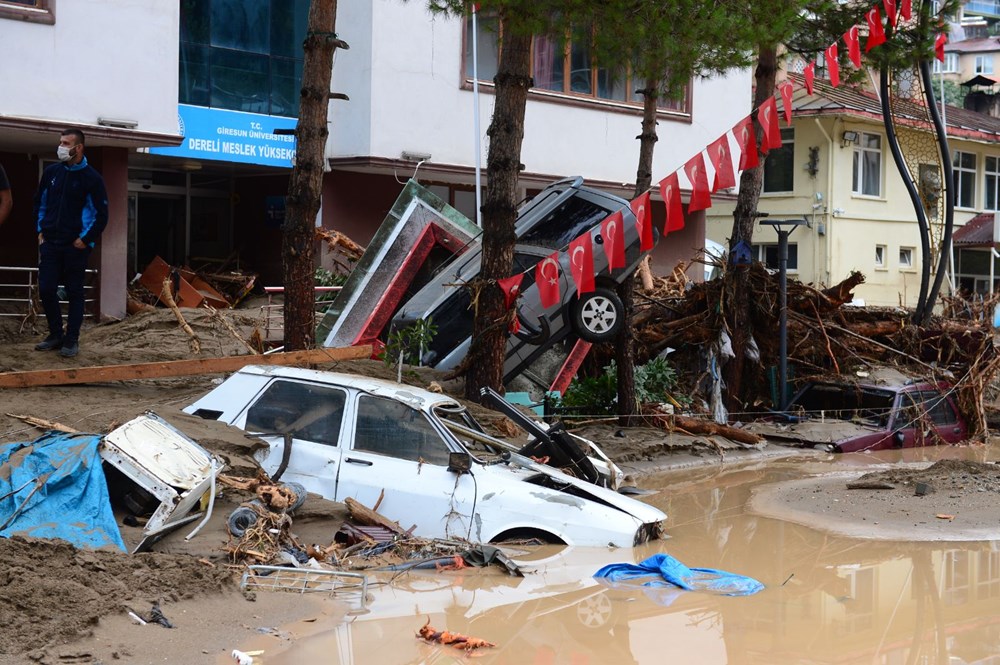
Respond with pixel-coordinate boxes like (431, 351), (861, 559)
(0, 345), (374, 389)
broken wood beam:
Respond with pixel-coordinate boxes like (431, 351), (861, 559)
(0, 345), (373, 389)
(657, 414), (763, 446)
(344, 496), (407, 535)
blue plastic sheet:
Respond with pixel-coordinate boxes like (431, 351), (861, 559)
(0, 431), (125, 551)
(594, 553), (764, 597)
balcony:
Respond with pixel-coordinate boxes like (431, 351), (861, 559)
(966, 0), (1000, 18)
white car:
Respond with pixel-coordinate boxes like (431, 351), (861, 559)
(184, 366), (665, 547)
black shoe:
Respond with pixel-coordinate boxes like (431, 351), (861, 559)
(59, 342), (79, 358)
(35, 334), (63, 351)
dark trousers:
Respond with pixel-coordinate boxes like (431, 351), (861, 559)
(38, 242), (91, 343)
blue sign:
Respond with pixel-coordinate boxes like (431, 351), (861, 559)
(150, 104), (297, 168)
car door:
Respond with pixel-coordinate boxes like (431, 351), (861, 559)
(335, 392), (476, 540)
(891, 388), (966, 447)
(236, 379), (347, 500)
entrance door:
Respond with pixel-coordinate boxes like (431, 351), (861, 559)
(134, 194), (186, 271)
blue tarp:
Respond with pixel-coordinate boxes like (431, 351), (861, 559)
(594, 553), (764, 598)
(0, 431), (125, 551)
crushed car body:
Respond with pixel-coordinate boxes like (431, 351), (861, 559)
(746, 370), (969, 453)
(184, 366), (665, 547)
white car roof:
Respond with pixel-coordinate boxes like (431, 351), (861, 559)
(233, 365), (461, 410)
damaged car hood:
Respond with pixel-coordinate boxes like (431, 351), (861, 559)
(746, 419), (883, 445)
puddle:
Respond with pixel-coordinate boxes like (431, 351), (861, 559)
(228, 445), (1000, 664)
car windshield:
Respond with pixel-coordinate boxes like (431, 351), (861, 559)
(789, 383), (896, 427)
(432, 403), (510, 459)
(518, 196), (611, 250)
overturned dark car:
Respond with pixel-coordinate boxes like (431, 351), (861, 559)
(745, 371), (969, 453)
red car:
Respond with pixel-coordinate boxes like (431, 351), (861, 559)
(747, 374), (969, 453)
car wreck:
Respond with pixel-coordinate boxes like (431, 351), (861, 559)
(745, 370), (969, 453)
(184, 365), (666, 547)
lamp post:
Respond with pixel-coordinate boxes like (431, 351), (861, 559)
(761, 218), (806, 410)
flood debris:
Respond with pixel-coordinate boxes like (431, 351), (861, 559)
(132, 255), (256, 311)
(416, 617), (497, 651)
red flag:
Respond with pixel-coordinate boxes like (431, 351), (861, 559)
(935, 33), (948, 62)
(629, 192), (654, 252)
(844, 25), (861, 68)
(600, 211), (626, 270)
(758, 96), (782, 152)
(659, 172), (685, 234)
(684, 153), (712, 213)
(866, 7), (886, 52)
(804, 61), (815, 95)
(900, 0), (911, 21)
(884, 0), (897, 27)
(708, 134), (736, 191)
(779, 81), (794, 126)
(825, 43), (840, 87)
(497, 274), (523, 309)
(568, 234), (595, 296)
(735, 116), (759, 170)
(536, 252), (561, 309)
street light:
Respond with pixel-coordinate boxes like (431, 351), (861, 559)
(760, 218), (807, 410)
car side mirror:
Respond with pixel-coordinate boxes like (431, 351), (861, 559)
(448, 452), (472, 474)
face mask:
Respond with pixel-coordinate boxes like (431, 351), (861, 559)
(57, 145), (73, 162)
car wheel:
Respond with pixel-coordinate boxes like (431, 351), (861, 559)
(571, 287), (624, 343)
(227, 506), (259, 538)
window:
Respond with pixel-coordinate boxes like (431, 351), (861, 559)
(953, 151), (977, 209)
(852, 132), (882, 196)
(751, 243), (798, 271)
(976, 55), (994, 75)
(179, 0), (309, 117)
(933, 53), (958, 73)
(519, 196), (610, 250)
(875, 244), (886, 268)
(354, 395), (453, 466)
(986, 156), (1000, 211)
(465, 16), (689, 115)
(977, 550), (1000, 600)
(899, 246), (914, 269)
(0, 0), (53, 24)
(943, 550), (971, 605)
(763, 129), (795, 193)
(245, 380), (346, 446)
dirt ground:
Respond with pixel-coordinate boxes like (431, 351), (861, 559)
(0, 309), (997, 663)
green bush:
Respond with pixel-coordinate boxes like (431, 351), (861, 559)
(559, 357), (684, 417)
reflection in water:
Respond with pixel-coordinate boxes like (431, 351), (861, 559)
(251, 446), (1000, 665)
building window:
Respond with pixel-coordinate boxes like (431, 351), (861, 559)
(752, 243), (798, 271)
(986, 156), (1000, 211)
(899, 246), (914, 269)
(763, 129), (795, 193)
(0, 0), (54, 24)
(875, 244), (886, 268)
(953, 151), (977, 209)
(976, 55), (994, 75)
(933, 53), (958, 73)
(464, 16), (689, 116)
(179, 0), (309, 118)
(852, 132), (882, 197)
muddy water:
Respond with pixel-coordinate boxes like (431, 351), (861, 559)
(239, 445), (1000, 664)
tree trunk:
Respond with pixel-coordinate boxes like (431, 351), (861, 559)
(724, 44), (777, 412)
(282, 0), (338, 351)
(616, 77), (659, 425)
(464, 27), (532, 402)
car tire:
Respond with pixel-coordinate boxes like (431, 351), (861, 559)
(280, 482), (307, 513)
(571, 287), (624, 343)
(227, 506), (259, 538)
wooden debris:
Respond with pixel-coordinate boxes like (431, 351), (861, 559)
(655, 413), (762, 446)
(161, 278), (201, 354)
(202, 304), (258, 355)
(344, 497), (407, 536)
(5, 413), (77, 433)
(416, 618), (496, 651)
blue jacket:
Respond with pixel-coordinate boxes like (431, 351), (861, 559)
(34, 157), (109, 246)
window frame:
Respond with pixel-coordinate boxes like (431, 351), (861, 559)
(953, 150), (978, 209)
(0, 0), (54, 24)
(976, 55), (995, 75)
(932, 52), (958, 74)
(985, 155), (1000, 211)
(751, 242), (799, 272)
(875, 244), (886, 269)
(762, 128), (795, 194)
(899, 246), (915, 270)
(852, 132), (882, 197)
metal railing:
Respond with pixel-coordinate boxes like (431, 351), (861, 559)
(261, 285), (342, 341)
(0, 265), (98, 321)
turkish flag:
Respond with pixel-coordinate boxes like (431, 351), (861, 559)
(735, 116), (759, 170)
(779, 81), (794, 126)
(826, 43), (840, 87)
(936, 33), (948, 62)
(684, 153), (712, 213)
(866, 7), (886, 51)
(659, 172), (685, 234)
(600, 210), (626, 270)
(569, 234), (595, 296)
(629, 192), (654, 252)
(758, 96), (782, 152)
(844, 26), (861, 68)
(884, 0), (897, 27)
(536, 252), (561, 309)
(497, 273), (523, 309)
(804, 61), (815, 95)
(708, 134), (736, 191)
(900, 0), (911, 21)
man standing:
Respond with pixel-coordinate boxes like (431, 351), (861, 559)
(33, 129), (108, 358)
(0, 164), (11, 226)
